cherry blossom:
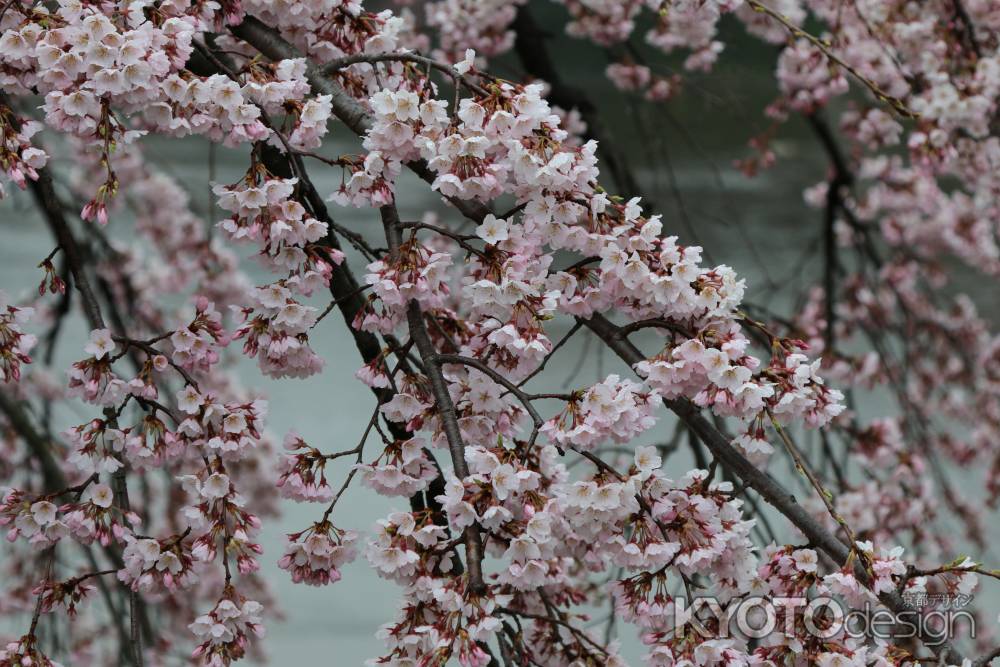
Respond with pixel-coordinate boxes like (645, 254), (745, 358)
(278, 521), (357, 586)
(0, 292), (34, 383)
(189, 588), (265, 666)
(0, 0), (996, 664)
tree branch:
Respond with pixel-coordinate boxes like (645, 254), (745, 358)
(380, 203), (486, 593)
(227, 18), (965, 662)
(579, 312), (965, 664)
(229, 17), (494, 224)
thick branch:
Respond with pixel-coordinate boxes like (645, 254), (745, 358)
(28, 172), (105, 330)
(228, 18), (964, 661)
(579, 312), (965, 663)
(380, 204), (486, 592)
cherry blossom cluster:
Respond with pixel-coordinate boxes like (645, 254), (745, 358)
(372, 574), (512, 666)
(423, 0), (523, 62)
(0, 490), (67, 547)
(357, 436), (438, 497)
(364, 509), (452, 583)
(240, 0), (407, 58)
(774, 39), (850, 114)
(151, 61), (310, 145)
(218, 168), (345, 378)
(551, 0), (745, 71)
(275, 431), (335, 502)
(0, 0), (997, 664)
(65, 417), (129, 474)
(170, 297), (229, 372)
(748, 545), (865, 664)
(189, 587), (265, 666)
(60, 483), (136, 548)
(0, 107), (47, 198)
(66, 329), (123, 406)
(119, 532), (198, 593)
(540, 374), (660, 450)
(32, 577), (95, 618)
(4, 10), (194, 220)
(365, 235), (452, 314)
(0, 291), (34, 383)
(0, 634), (63, 667)
(278, 520), (357, 586)
(828, 419), (936, 548)
(606, 62), (678, 102)
(179, 469), (263, 576)
(0, 483), (130, 549)
(175, 389), (268, 462)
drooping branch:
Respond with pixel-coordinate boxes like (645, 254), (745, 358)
(29, 172), (105, 331)
(228, 20), (971, 660)
(579, 312), (966, 663)
(380, 203), (486, 592)
(0, 391), (134, 660)
(0, 90), (107, 332)
(250, 141), (447, 518)
(37, 200), (146, 665)
(803, 111), (987, 548)
(746, 0), (917, 118)
(1, 90), (152, 666)
(379, 204), (485, 592)
(203, 30), (458, 535)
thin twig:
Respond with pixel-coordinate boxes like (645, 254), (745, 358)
(746, 0), (917, 118)
(516, 321), (583, 388)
